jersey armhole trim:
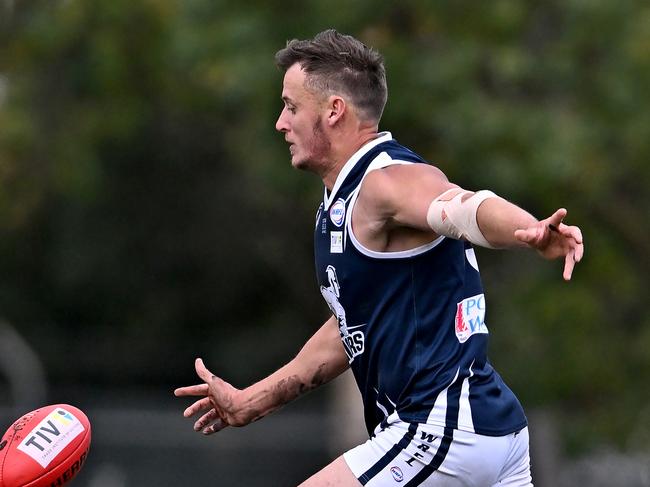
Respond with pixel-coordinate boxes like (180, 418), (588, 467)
(345, 156), (446, 260)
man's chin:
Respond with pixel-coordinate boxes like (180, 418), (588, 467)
(291, 157), (310, 171)
(291, 154), (325, 175)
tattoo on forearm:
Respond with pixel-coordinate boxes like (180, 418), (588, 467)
(248, 363), (329, 423)
(276, 363), (328, 404)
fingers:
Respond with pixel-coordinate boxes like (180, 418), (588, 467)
(173, 358), (216, 397)
(174, 383), (209, 397)
(193, 411), (229, 434)
(560, 223), (584, 281)
(563, 249), (576, 281)
(194, 357), (214, 383)
(562, 224), (584, 263)
(176, 358), (233, 436)
(548, 208), (567, 228)
(514, 224), (550, 249)
(179, 390), (230, 435)
(195, 359), (233, 406)
(193, 408), (220, 431)
(201, 418), (228, 435)
(193, 357), (230, 391)
(515, 208), (585, 281)
(183, 396), (213, 418)
(574, 238), (584, 262)
(556, 210), (583, 280)
(564, 227), (584, 262)
(560, 223), (583, 245)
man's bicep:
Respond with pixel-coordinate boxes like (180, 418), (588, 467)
(362, 164), (457, 230)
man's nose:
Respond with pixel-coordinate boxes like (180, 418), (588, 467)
(275, 108), (288, 132)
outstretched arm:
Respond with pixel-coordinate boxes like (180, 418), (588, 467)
(174, 315), (348, 435)
(357, 163), (584, 280)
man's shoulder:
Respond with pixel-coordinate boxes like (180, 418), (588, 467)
(374, 138), (427, 163)
(360, 163), (449, 199)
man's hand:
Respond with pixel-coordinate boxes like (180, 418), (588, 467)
(174, 358), (248, 435)
(174, 318), (348, 437)
(514, 208), (584, 281)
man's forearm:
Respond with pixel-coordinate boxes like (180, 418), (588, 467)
(238, 362), (330, 423)
(477, 197), (538, 248)
(235, 316), (348, 424)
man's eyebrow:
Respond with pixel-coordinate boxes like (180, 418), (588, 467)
(282, 96), (296, 104)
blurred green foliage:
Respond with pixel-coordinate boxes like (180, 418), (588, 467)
(1, 0), (648, 455)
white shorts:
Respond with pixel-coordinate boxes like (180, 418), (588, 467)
(343, 418), (532, 487)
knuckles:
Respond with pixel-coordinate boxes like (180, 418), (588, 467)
(224, 409), (250, 427)
(227, 417), (249, 427)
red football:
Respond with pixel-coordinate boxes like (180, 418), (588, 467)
(0, 404), (91, 487)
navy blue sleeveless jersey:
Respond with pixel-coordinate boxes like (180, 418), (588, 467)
(314, 132), (527, 436)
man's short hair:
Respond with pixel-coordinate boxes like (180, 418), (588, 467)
(275, 29), (387, 124)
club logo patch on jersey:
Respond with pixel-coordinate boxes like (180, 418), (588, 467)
(455, 293), (488, 343)
(390, 466), (404, 482)
(329, 198), (346, 227)
(320, 265), (365, 363)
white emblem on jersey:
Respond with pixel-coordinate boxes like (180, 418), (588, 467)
(330, 231), (343, 253)
(455, 293), (488, 343)
(320, 265), (365, 362)
(329, 198), (346, 227)
(465, 248), (479, 272)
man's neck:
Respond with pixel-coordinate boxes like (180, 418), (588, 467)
(322, 129), (380, 190)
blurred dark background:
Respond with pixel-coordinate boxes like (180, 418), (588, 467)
(1, 0), (649, 485)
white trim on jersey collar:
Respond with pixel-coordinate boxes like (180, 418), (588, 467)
(323, 131), (393, 211)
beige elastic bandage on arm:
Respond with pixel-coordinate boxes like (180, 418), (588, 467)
(426, 189), (498, 248)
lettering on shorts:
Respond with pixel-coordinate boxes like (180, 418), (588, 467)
(405, 430), (438, 467)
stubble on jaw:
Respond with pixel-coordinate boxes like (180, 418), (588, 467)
(292, 118), (333, 176)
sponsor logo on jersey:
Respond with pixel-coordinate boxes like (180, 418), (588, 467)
(455, 293), (488, 343)
(329, 198), (346, 227)
(18, 408), (85, 468)
(330, 231), (343, 253)
(390, 466), (404, 482)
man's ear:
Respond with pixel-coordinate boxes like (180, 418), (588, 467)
(326, 96), (346, 126)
